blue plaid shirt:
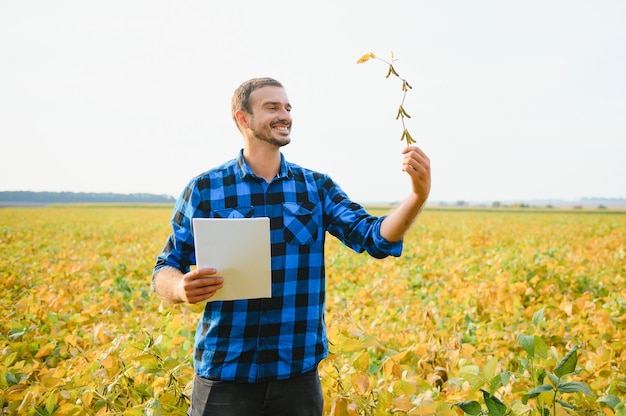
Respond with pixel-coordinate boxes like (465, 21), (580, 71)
(154, 150), (403, 382)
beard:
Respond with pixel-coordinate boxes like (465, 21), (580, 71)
(251, 127), (291, 148)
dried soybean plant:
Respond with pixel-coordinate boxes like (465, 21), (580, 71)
(357, 51), (416, 146)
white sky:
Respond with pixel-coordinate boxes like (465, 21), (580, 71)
(1, 0), (624, 203)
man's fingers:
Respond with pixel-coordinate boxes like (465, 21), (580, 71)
(184, 268), (219, 286)
(402, 146), (430, 172)
(402, 145), (428, 159)
(193, 267), (217, 277)
(181, 268), (224, 304)
(404, 157), (427, 174)
(402, 155), (427, 174)
(184, 277), (223, 304)
(185, 275), (223, 289)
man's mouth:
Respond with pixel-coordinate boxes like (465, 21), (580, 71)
(271, 122), (290, 131)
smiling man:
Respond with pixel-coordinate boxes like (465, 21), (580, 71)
(152, 77), (431, 415)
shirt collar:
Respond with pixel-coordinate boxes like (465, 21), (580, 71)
(236, 149), (292, 181)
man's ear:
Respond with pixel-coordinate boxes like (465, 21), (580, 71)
(234, 109), (250, 130)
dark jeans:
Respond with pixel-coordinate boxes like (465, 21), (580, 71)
(188, 368), (323, 416)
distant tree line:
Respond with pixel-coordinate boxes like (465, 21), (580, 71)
(0, 191), (175, 204)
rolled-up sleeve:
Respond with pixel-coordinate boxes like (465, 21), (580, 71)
(322, 176), (403, 259)
(153, 183), (198, 277)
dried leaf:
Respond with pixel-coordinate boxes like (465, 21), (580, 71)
(356, 52), (376, 63)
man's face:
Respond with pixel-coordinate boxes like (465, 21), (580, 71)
(246, 86), (292, 147)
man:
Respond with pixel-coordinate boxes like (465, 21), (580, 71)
(152, 77), (431, 415)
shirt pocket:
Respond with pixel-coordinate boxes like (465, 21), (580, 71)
(211, 207), (254, 218)
(283, 202), (319, 245)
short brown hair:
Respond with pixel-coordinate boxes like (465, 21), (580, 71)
(231, 77), (284, 130)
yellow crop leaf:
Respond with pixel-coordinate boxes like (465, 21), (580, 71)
(390, 349), (409, 363)
(351, 372), (370, 396)
(151, 375), (168, 389)
(35, 343), (56, 358)
(93, 323), (113, 344)
(122, 409), (144, 416)
(81, 390), (94, 407)
(392, 395), (412, 412)
(55, 403), (83, 416)
(383, 359), (402, 379)
(459, 364), (480, 383)
(331, 397), (349, 416)
(559, 301), (573, 316)
(352, 351), (369, 371)
(413, 343), (429, 356)
(460, 343), (476, 358)
(171, 335), (187, 346)
(356, 52), (376, 64)
(157, 392), (179, 407)
(43, 377), (62, 388)
(17, 390), (36, 413)
(96, 408), (109, 416)
(4, 351), (18, 367)
(135, 354), (160, 371)
(393, 379), (417, 396)
(64, 333), (78, 347)
(510, 401), (533, 414)
(409, 398), (437, 414)
(482, 356), (499, 381)
(335, 334), (378, 353)
(100, 354), (117, 370)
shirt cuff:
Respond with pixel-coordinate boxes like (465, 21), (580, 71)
(372, 218), (403, 258)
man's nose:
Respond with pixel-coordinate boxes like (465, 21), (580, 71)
(278, 108), (291, 120)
